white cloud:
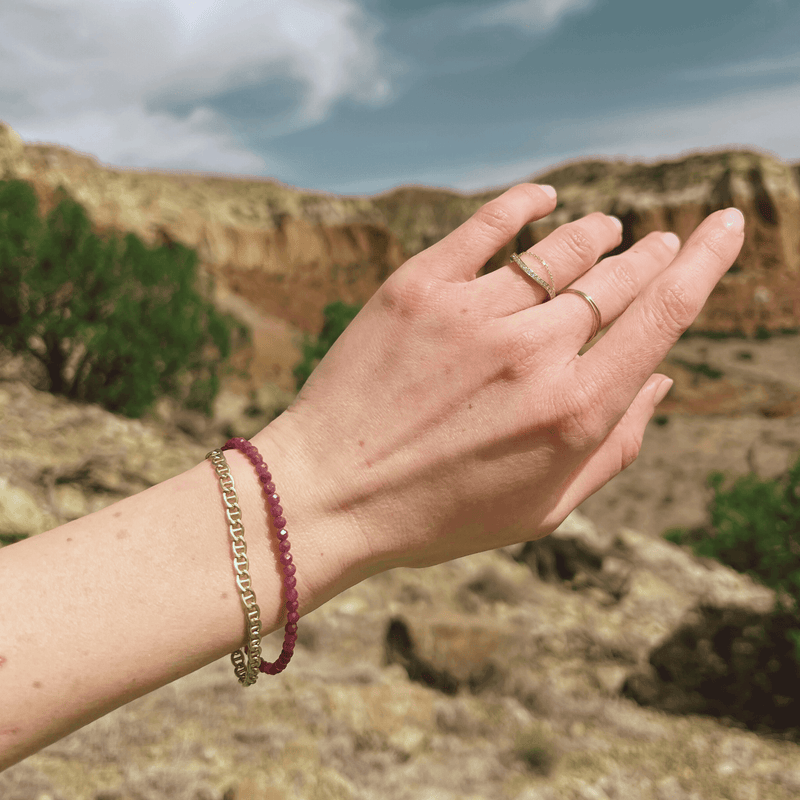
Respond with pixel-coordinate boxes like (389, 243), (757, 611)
(465, 0), (597, 34)
(1, 0), (396, 175)
(581, 82), (800, 165)
(439, 81), (800, 193)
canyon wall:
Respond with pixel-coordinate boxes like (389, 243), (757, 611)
(1, 122), (798, 395)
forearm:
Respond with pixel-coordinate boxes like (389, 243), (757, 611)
(0, 421), (370, 770)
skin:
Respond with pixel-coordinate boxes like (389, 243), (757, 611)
(0, 183), (745, 769)
(257, 183), (745, 575)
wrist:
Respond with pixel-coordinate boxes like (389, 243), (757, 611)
(245, 413), (381, 623)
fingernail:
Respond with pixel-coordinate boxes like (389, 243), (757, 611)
(662, 232), (681, 250)
(653, 378), (674, 406)
(722, 207), (744, 232)
(608, 215), (623, 233)
(540, 184), (557, 200)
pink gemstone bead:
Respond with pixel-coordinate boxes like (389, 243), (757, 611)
(218, 437), (299, 680)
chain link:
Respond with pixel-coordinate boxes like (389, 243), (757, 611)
(206, 448), (262, 686)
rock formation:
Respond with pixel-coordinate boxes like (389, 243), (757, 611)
(2, 121), (800, 797)
(1, 121), (798, 403)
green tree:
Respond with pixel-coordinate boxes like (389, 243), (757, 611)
(0, 179), (250, 420)
(664, 450), (800, 661)
(293, 299), (362, 392)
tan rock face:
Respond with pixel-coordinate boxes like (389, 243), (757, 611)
(1, 122), (798, 399)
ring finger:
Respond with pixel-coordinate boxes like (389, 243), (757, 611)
(477, 211), (624, 316)
(534, 228), (683, 358)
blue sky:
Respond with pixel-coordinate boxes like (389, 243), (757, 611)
(2, 0), (799, 196)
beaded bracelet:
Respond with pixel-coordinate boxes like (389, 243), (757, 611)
(205, 437), (299, 685)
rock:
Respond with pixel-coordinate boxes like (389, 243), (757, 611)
(0, 121), (33, 181)
(384, 614), (513, 695)
(2, 121), (799, 407)
(0, 475), (48, 538)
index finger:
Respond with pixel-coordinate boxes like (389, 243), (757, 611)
(573, 207), (745, 407)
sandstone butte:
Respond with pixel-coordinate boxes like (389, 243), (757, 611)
(1, 119), (799, 397)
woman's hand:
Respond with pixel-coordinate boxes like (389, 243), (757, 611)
(260, 184), (745, 575)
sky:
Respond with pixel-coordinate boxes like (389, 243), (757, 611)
(2, 0), (799, 196)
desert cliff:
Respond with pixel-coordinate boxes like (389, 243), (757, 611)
(2, 122), (800, 799)
(1, 121), (798, 402)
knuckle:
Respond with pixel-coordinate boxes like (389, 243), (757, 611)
(380, 271), (435, 318)
(649, 281), (697, 338)
(473, 197), (516, 240)
(556, 382), (606, 450)
(559, 223), (595, 263)
(605, 255), (639, 297)
(500, 328), (544, 381)
(697, 227), (731, 263)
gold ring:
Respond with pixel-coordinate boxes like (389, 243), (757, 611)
(510, 253), (556, 300)
(560, 289), (602, 341)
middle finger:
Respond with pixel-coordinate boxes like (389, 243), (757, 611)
(476, 211), (623, 316)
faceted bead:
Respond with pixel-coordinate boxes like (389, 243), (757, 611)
(285, 633), (298, 646)
(258, 473), (272, 484)
(279, 540), (291, 553)
(273, 516), (286, 528)
(283, 639), (296, 652)
(279, 552), (293, 567)
(287, 610), (299, 623)
(284, 563), (296, 577)
(285, 623), (297, 634)
(284, 575), (296, 588)
(271, 503), (284, 517)
(285, 588), (298, 602)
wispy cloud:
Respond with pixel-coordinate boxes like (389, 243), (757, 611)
(1, 0), (397, 175)
(431, 81), (800, 193)
(679, 53), (800, 81)
(464, 0), (597, 34)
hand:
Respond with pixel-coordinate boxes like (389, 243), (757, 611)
(261, 184), (745, 574)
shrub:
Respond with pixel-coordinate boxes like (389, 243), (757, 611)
(664, 450), (800, 662)
(293, 299), (361, 392)
(0, 179), (250, 420)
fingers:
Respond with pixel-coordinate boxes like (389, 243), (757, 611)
(572, 207), (745, 420)
(540, 230), (683, 357)
(478, 211), (623, 313)
(538, 373), (672, 534)
(418, 184), (557, 283)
